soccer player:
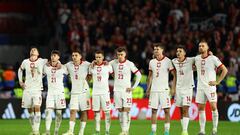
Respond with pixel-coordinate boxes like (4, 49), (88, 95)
(43, 50), (67, 135)
(146, 43), (176, 135)
(18, 47), (48, 135)
(89, 50), (113, 135)
(110, 47), (142, 135)
(63, 50), (90, 135)
(195, 40), (228, 135)
(172, 45), (195, 135)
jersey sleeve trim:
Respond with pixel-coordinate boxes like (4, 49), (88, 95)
(133, 70), (140, 74)
(217, 64), (223, 70)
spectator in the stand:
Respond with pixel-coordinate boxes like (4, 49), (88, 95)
(67, 24), (82, 51)
(0, 65), (3, 91)
(2, 65), (16, 91)
(58, 2), (71, 35)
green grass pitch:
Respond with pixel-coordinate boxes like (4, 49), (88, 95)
(0, 120), (239, 135)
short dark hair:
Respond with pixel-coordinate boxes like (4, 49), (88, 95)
(51, 50), (61, 56)
(72, 49), (81, 55)
(153, 42), (165, 50)
(116, 47), (127, 53)
(199, 39), (208, 45)
(95, 50), (104, 55)
(176, 45), (187, 52)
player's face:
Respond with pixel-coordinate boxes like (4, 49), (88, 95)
(95, 53), (104, 64)
(154, 46), (163, 56)
(117, 51), (126, 61)
(30, 48), (39, 57)
(72, 52), (81, 62)
(199, 42), (209, 54)
(51, 54), (60, 62)
(176, 48), (186, 58)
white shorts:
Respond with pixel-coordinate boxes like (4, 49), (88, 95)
(22, 91), (42, 108)
(92, 94), (111, 111)
(175, 91), (192, 107)
(149, 91), (171, 109)
(196, 89), (217, 104)
(114, 91), (132, 109)
(46, 94), (66, 109)
(70, 93), (90, 111)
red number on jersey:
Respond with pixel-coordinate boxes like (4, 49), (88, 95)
(127, 98), (132, 103)
(118, 74), (123, 79)
(75, 74), (78, 80)
(51, 77), (56, 83)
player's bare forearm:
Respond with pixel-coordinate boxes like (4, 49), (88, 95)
(217, 65), (228, 84)
(171, 70), (176, 96)
(146, 71), (153, 97)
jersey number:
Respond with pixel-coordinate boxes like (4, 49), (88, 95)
(118, 74), (123, 79)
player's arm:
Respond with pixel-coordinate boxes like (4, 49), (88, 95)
(146, 70), (153, 97)
(209, 64), (228, 86)
(127, 70), (142, 92)
(18, 61), (25, 89)
(170, 69), (176, 96)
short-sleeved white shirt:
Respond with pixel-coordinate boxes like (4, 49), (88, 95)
(172, 57), (195, 92)
(19, 58), (48, 92)
(110, 59), (139, 91)
(149, 57), (174, 92)
(195, 55), (223, 90)
(65, 61), (90, 94)
(43, 65), (67, 95)
(89, 63), (113, 95)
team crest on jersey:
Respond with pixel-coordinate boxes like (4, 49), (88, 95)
(97, 67), (102, 72)
(118, 65), (124, 70)
(30, 63), (35, 68)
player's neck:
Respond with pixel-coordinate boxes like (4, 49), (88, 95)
(201, 52), (209, 59)
(118, 58), (126, 63)
(96, 61), (103, 66)
(73, 60), (81, 65)
(29, 56), (38, 62)
(51, 61), (58, 67)
(178, 57), (186, 62)
(156, 54), (164, 61)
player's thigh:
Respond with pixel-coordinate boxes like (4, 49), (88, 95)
(182, 93), (192, 106)
(196, 89), (207, 104)
(56, 94), (66, 109)
(204, 89), (217, 103)
(79, 94), (91, 111)
(159, 91), (171, 109)
(174, 92), (183, 107)
(32, 93), (42, 107)
(46, 95), (55, 109)
(101, 94), (111, 111)
(149, 92), (160, 109)
(92, 95), (101, 111)
(69, 94), (79, 110)
(122, 91), (132, 108)
(22, 91), (32, 108)
(114, 91), (123, 109)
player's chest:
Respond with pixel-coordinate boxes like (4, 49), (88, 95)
(69, 65), (87, 74)
(151, 61), (169, 71)
(46, 68), (64, 77)
(196, 59), (214, 70)
(113, 64), (130, 74)
(26, 61), (42, 70)
(92, 66), (108, 75)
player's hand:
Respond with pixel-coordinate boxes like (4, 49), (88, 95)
(209, 81), (219, 86)
(126, 88), (133, 93)
(145, 89), (150, 97)
(90, 60), (96, 68)
(19, 82), (26, 89)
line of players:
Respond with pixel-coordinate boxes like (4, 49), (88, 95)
(18, 40), (227, 135)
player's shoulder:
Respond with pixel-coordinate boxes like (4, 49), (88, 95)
(109, 59), (117, 65)
(195, 55), (201, 60)
(172, 58), (178, 63)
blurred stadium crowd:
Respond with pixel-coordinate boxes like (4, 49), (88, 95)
(0, 0), (240, 101)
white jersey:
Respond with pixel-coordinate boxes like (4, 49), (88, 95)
(195, 55), (223, 90)
(149, 57), (174, 92)
(65, 61), (90, 94)
(172, 57), (195, 92)
(89, 63), (113, 95)
(110, 59), (139, 91)
(43, 64), (67, 95)
(19, 58), (48, 92)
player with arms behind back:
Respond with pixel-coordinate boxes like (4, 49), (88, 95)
(63, 49), (91, 135)
(18, 47), (48, 135)
(43, 50), (67, 135)
(172, 45), (195, 135)
(89, 50), (113, 135)
(110, 47), (142, 135)
(146, 43), (176, 135)
(195, 40), (228, 135)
